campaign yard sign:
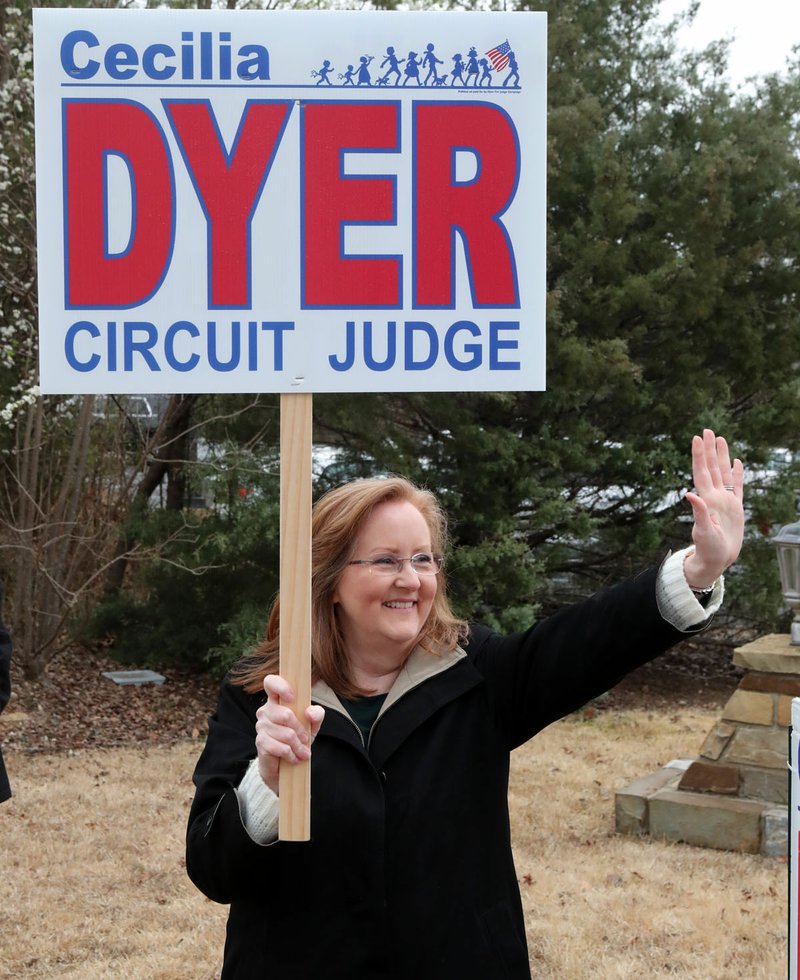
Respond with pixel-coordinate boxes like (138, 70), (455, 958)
(33, 9), (546, 395)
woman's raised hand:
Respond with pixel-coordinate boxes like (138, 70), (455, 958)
(683, 429), (745, 590)
(255, 674), (325, 796)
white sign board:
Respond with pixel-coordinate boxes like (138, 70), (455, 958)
(792, 698), (800, 979)
(33, 9), (546, 395)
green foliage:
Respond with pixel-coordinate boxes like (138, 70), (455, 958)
(5, 0), (800, 670)
(205, 600), (272, 676)
(725, 533), (788, 632)
(313, 0), (800, 635)
(75, 492), (279, 674)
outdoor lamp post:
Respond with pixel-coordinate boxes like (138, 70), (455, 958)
(774, 520), (800, 645)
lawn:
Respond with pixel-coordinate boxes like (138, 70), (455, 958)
(1, 703), (787, 978)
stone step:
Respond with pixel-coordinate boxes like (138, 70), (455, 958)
(615, 766), (788, 856)
(733, 633), (800, 673)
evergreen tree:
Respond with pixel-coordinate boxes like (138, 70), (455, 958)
(316, 0), (800, 635)
(2, 0), (798, 671)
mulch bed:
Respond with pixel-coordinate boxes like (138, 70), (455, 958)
(600, 638), (743, 712)
(2, 647), (222, 753)
(1, 637), (743, 753)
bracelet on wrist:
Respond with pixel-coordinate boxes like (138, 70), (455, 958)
(683, 550), (717, 597)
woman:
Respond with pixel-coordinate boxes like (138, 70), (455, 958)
(187, 429), (744, 979)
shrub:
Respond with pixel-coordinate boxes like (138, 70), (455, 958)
(74, 493), (279, 674)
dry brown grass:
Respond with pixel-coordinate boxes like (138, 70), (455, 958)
(2, 742), (225, 980)
(511, 708), (787, 978)
(1, 706), (787, 979)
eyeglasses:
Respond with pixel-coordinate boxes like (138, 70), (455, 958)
(347, 553), (443, 576)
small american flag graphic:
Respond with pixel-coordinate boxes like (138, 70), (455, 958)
(485, 39), (511, 72)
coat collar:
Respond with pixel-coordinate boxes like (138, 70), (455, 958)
(311, 642), (466, 714)
(312, 642), (482, 765)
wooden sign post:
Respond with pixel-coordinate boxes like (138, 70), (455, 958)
(278, 392), (313, 841)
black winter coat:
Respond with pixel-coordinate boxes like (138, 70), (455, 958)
(187, 566), (703, 979)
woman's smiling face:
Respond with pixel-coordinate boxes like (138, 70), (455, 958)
(332, 499), (438, 663)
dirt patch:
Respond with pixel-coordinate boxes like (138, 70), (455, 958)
(602, 638), (743, 712)
(1, 637), (743, 753)
(2, 647), (222, 753)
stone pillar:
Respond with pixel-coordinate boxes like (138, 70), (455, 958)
(615, 634), (794, 856)
(678, 634), (799, 805)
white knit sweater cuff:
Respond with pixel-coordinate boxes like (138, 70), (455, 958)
(656, 547), (724, 631)
(235, 758), (279, 844)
